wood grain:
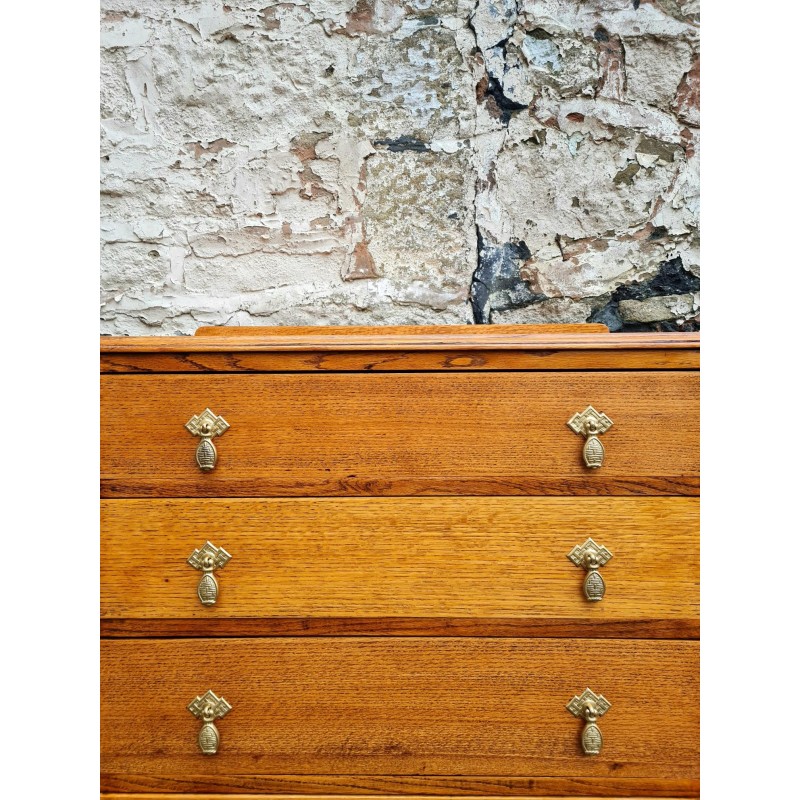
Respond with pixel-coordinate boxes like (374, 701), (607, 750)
(99, 779), (697, 796)
(102, 793), (693, 799)
(101, 498), (698, 637)
(100, 327), (700, 798)
(100, 618), (698, 638)
(100, 349), (700, 373)
(100, 331), (699, 373)
(101, 332), (698, 352)
(101, 638), (698, 789)
(100, 372), (698, 497)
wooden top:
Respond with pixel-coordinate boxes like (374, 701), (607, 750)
(100, 326), (699, 372)
(103, 324), (697, 351)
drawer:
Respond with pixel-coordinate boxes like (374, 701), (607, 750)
(101, 498), (699, 638)
(101, 638), (699, 793)
(100, 372), (698, 497)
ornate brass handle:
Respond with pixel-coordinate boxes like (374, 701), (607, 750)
(187, 541), (231, 605)
(567, 688), (611, 755)
(188, 690), (232, 755)
(567, 538), (613, 601)
(567, 406), (613, 468)
(185, 408), (229, 471)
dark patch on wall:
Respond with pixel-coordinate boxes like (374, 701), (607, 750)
(613, 163), (640, 185)
(614, 255), (700, 300)
(590, 304), (700, 332)
(633, 0), (641, 10)
(468, 14), (527, 126)
(470, 231), (543, 324)
(588, 255), (700, 331)
(373, 136), (430, 152)
(482, 75), (528, 125)
(637, 135), (680, 163)
(588, 303), (626, 332)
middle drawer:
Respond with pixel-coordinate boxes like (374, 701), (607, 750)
(101, 497), (698, 637)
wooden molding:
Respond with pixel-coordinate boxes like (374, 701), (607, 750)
(101, 328), (698, 373)
(102, 329), (698, 353)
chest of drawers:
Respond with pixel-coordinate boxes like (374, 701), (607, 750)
(100, 324), (699, 800)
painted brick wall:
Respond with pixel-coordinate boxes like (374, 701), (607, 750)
(100, 0), (699, 334)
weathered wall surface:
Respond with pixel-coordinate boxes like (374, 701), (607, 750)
(100, 1), (699, 334)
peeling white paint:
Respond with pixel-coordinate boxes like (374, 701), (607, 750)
(101, 1), (699, 334)
(521, 36), (561, 72)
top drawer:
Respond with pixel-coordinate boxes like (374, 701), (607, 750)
(101, 371), (698, 497)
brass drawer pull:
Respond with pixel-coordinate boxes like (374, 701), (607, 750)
(567, 687), (611, 755)
(185, 408), (229, 471)
(567, 406), (613, 468)
(567, 538), (613, 601)
(188, 690), (232, 755)
(187, 541), (231, 605)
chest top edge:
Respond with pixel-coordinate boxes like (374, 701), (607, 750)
(100, 325), (700, 374)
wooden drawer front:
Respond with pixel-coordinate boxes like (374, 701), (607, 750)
(101, 498), (698, 638)
(100, 372), (698, 497)
(101, 638), (698, 792)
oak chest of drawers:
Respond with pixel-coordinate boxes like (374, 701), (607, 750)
(100, 324), (699, 800)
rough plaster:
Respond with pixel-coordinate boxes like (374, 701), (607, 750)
(100, 0), (699, 334)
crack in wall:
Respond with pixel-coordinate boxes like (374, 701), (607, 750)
(467, 0), (536, 324)
(470, 228), (543, 323)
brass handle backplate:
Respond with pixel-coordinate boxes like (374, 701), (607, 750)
(567, 406), (613, 468)
(567, 538), (613, 601)
(185, 408), (230, 471)
(187, 541), (232, 605)
(567, 687), (611, 755)
(188, 690), (232, 755)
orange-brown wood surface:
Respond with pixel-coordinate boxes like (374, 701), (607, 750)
(101, 498), (698, 638)
(101, 638), (698, 792)
(99, 327), (700, 799)
(100, 330), (699, 373)
(100, 372), (698, 497)
(101, 795), (692, 799)
(101, 349), (700, 373)
(99, 778), (697, 797)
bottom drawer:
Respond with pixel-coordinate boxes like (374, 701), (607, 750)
(101, 638), (698, 795)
